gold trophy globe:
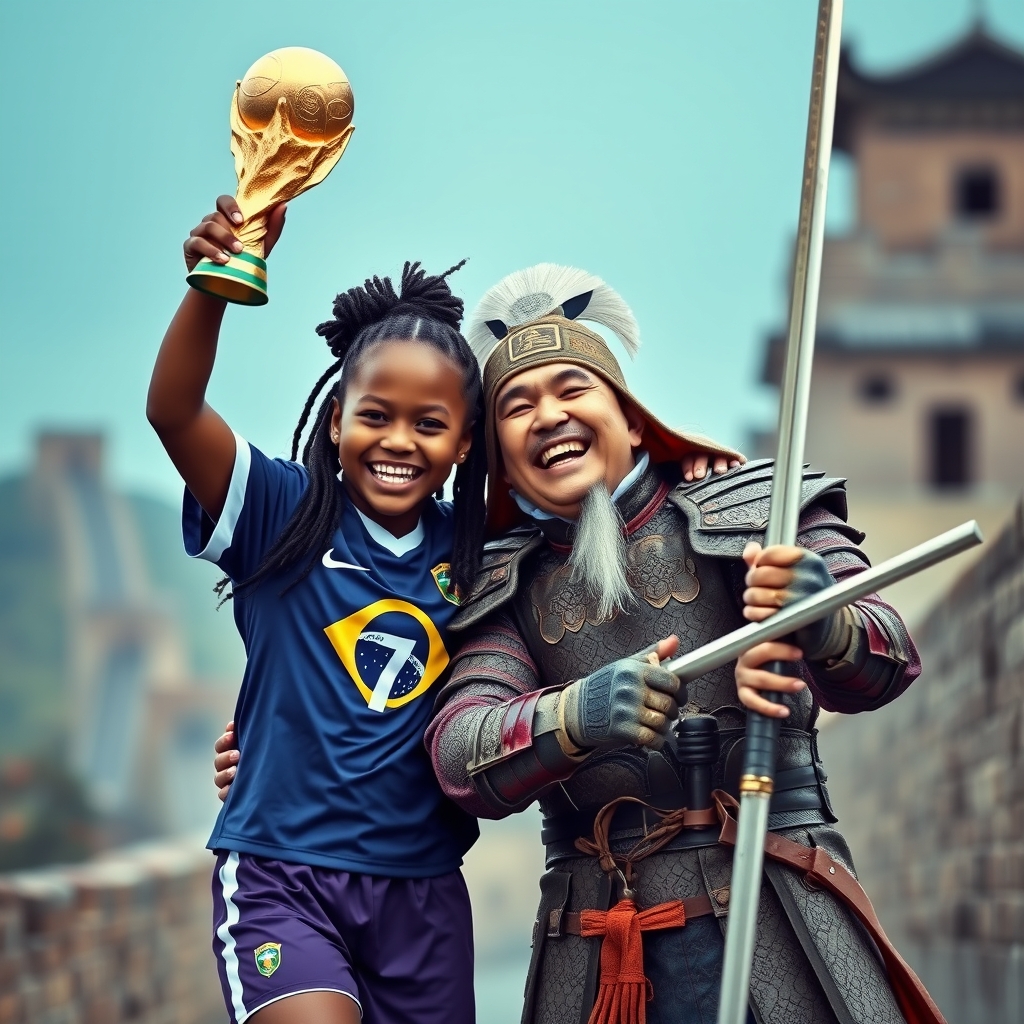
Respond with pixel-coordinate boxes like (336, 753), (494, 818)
(186, 47), (355, 305)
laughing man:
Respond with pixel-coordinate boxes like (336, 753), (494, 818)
(426, 264), (920, 1024)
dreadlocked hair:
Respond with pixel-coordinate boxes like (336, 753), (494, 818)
(225, 260), (485, 602)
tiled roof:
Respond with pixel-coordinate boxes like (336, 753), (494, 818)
(835, 27), (1024, 150)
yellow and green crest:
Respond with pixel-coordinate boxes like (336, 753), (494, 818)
(431, 563), (461, 605)
(254, 942), (282, 977)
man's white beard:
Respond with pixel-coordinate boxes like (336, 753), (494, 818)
(568, 483), (636, 621)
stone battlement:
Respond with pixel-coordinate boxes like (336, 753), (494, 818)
(825, 497), (1024, 1023)
(0, 840), (221, 1024)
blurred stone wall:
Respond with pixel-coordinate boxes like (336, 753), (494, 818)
(824, 499), (1024, 1024)
(0, 841), (221, 1024)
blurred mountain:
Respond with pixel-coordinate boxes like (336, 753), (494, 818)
(0, 434), (240, 866)
(128, 491), (244, 679)
(0, 475), (66, 756)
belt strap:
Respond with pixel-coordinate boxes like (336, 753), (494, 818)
(770, 763), (829, 813)
(543, 801), (719, 847)
(541, 762), (829, 847)
(558, 894), (715, 936)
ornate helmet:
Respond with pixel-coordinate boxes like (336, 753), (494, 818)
(468, 263), (740, 533)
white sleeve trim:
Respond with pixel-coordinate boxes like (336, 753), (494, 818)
(192, 431), (251, 564)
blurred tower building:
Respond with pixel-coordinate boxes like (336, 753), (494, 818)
(0, 432), (239, 859)
(757, 24), (1024, 624)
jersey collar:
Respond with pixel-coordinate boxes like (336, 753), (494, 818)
(353, 505), (425, 557)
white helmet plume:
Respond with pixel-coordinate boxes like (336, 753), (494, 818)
(467, 263), (640, 368)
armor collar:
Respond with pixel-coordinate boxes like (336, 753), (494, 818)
(534, 462), (669, 548)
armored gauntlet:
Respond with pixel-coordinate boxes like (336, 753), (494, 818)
(561, 650), (681, 752)
(778, 549), (874, 684)
(783, 549), (851, 660)
(461, 650), (682, 812)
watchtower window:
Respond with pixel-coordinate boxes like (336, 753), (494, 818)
(929, 408), (972, 489)
(858, 373), (896, 405)
(955, 167), (1000, 219)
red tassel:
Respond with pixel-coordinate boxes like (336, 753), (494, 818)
(580, 899), (687, 1024)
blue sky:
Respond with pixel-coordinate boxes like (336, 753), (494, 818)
(2, 0), (1022, 503)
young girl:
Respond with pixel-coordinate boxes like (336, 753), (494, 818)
(147, 195), (487, 1024)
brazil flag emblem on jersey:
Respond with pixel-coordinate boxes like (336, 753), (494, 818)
(431, 563), (461, 605)
(325, 600), (450, 713)
(254, 942), (281, 977)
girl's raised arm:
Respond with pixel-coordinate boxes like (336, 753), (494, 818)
(147, 195), (285, 519)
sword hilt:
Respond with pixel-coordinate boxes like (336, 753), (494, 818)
(740, 670), (786, 793)
(676, 714), (720, 815)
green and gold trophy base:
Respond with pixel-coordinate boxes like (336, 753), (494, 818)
(186, 251), (268, 306)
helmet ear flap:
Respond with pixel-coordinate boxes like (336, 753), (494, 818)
(560, 291), (593, 320)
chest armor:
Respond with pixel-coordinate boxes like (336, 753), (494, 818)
(510, 488), (817, 824)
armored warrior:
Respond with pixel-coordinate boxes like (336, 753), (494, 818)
(426, 264), (921, 1024)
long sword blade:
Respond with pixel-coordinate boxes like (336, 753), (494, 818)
(717, 3), (844, 1021)
(664, 520), (982, 683)
(766, 0), (843, 550)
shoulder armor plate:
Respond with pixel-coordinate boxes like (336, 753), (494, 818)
(666, 459), (850, 559)
(450, 525), (544, 632)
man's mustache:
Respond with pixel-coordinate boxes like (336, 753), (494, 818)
(526, 422), (595, 466)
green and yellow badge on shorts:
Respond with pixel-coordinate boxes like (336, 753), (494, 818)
(254, 942), (282, 978)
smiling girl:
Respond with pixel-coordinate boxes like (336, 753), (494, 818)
(147, 195), (485, 1024)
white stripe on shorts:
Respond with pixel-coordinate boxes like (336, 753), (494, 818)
(217, 852), (248, 1023)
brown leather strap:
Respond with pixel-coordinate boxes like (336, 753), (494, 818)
(711, 791), (947, 1024)
(559, 894), (715, 936)
(574, 796), (714, 883)
(681, 808), (718, 827)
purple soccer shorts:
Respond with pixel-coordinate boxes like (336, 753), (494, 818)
(211, 852), (475, 1023)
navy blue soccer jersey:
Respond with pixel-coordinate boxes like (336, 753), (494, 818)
(183, 434), (478, 876)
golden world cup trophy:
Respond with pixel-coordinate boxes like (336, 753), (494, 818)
(186, 47), (355, 306)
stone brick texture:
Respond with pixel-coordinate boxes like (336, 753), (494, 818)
(0, 841), (221, 1024)
(825, 499), (1024, 1021)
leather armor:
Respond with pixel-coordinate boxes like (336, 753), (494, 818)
(428, 460), (917, 1024)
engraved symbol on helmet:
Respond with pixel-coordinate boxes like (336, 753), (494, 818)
(508, 324), (563, 361)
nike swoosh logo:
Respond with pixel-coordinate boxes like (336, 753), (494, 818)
(322, 550), (370, 571)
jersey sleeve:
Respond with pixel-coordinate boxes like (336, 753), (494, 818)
(181, 432), (308, 582)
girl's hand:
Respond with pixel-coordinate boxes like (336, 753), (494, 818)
(741, 543), (806, 622)
(735, 640), (805, 717)
(213, 720), (239, 802)
(740, 543), (832, 623)
(681, 452), (745, 483)
(182, 196), (287, 272)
